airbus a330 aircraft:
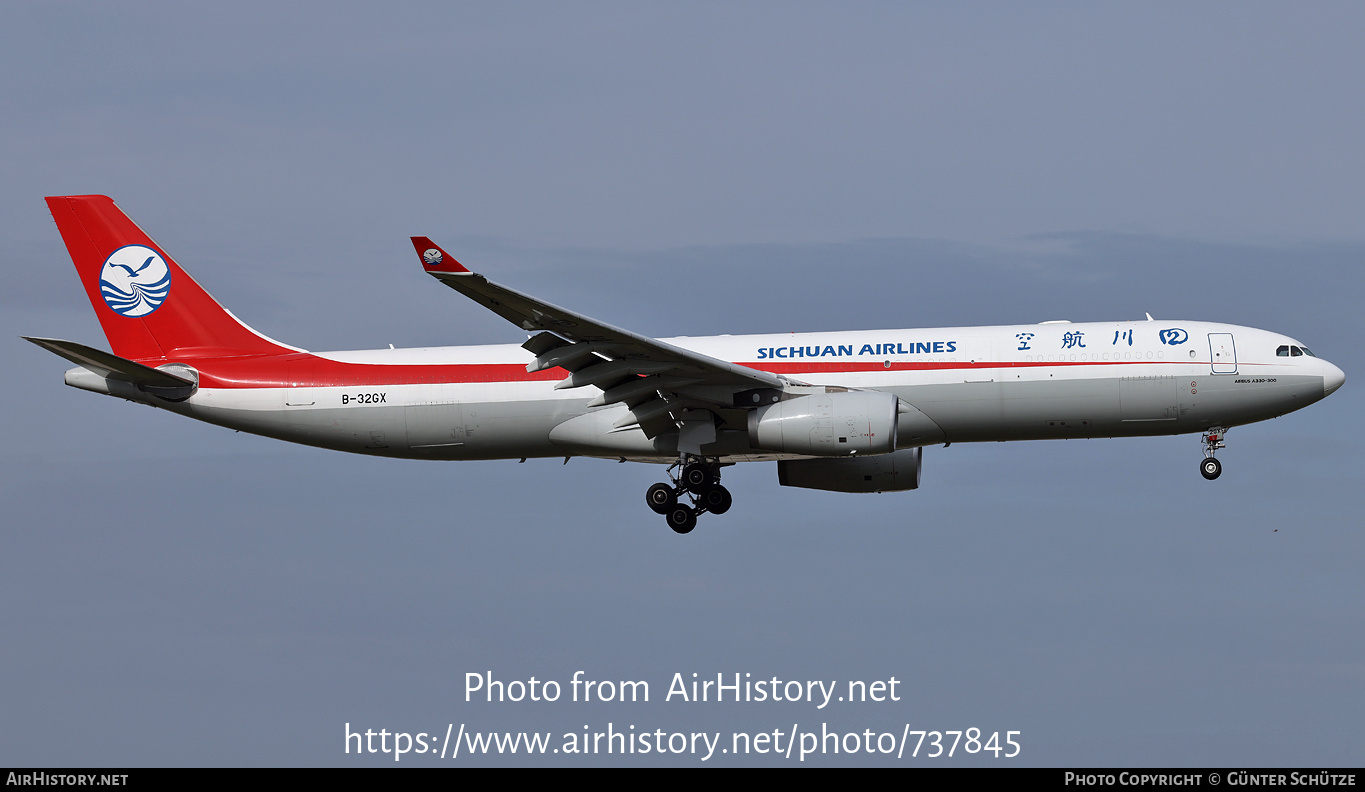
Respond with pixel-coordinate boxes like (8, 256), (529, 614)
(29, 196), (1345, 534)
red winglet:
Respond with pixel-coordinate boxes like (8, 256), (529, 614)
(410, 237), (469, 273)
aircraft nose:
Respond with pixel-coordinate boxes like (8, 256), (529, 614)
(1324, 361), (1345, 397)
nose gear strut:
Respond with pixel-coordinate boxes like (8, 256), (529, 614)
(1199, 427), (1227, 480)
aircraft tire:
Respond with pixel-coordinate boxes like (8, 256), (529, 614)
(646, 482), (677, 514)
(700, 484), (732, 515)
(681, 463), (714, 494)
(666, 505), (697, 534)
(1200, 457), (1222, 480)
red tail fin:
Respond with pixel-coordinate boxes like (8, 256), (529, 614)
(46, 195), (296, 361)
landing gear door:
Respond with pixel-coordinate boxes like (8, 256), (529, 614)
(1209, 333), (1237, 375)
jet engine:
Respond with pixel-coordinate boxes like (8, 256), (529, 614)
(778, 446), (923, 493)
(747, 389), (898, 456)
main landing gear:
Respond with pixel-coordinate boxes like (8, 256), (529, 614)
(645, 457), (732, 534)
(1199, 427), (1227, 480)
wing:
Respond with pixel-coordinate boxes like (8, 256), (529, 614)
(410, 237), (790, 444)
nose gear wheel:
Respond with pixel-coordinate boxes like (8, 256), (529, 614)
(1198, 427), (1227, 481)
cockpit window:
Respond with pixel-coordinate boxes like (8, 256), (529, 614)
(1291, 346), (1303, 356)
(1277, 345), (1290, 357)
(1301, 347), (1316, 357)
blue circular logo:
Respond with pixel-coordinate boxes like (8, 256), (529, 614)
(1159, 328), (1189, 345)
(99, 245), (171, 317)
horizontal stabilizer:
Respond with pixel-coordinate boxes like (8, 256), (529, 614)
(23, 337), (194, 387)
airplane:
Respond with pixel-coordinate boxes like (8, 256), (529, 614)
(27, 195), (1345, 534)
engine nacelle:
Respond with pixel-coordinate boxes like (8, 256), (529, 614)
(778, 446), (923, 493)
(747, 389), (897, 456)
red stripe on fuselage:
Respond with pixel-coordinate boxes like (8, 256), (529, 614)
(150, 353), (1219, 390)
(745, 359), (1213, 375)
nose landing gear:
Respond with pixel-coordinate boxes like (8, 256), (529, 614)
(645, 456), (732, 534)
(1199, 427), (1227, 480)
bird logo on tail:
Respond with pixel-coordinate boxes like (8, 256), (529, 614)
(98, 245), (171, 317)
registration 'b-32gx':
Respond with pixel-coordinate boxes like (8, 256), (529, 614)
(28, 196), (1345, 534)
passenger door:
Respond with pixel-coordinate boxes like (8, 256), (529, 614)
(1208, 333), (1238, 374)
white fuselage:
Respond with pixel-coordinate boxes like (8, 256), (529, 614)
(113, 319), (1341, 464)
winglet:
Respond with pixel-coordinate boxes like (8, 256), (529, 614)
(410, 237), (470, 274)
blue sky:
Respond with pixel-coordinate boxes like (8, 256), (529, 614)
(2, 3), (1361, 766)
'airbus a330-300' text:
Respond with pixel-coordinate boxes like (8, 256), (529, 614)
(28, 196), (1344, 533)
